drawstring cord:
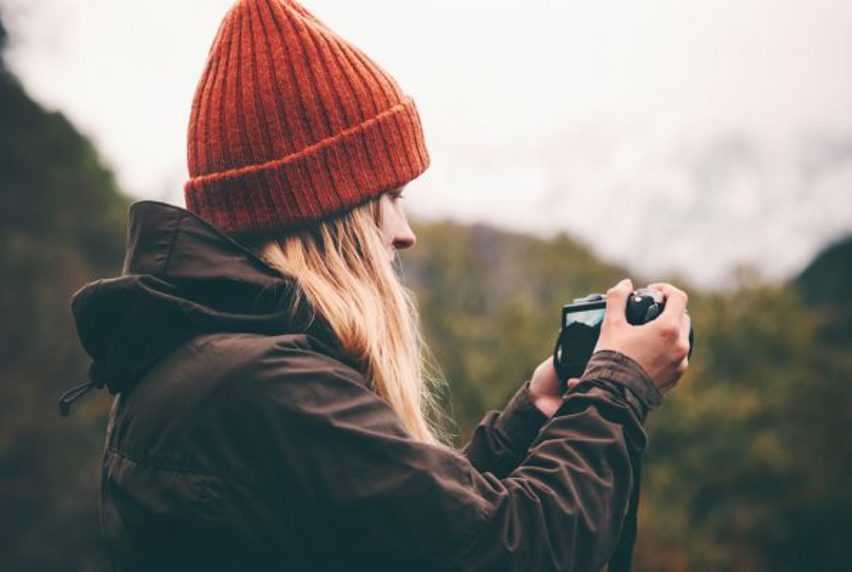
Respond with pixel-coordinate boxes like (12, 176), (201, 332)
(58, 377), (103, 417)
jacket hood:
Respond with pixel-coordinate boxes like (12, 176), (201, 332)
(69, 201), (339, 399)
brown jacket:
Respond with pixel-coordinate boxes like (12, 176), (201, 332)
(70, 201), (662, 571)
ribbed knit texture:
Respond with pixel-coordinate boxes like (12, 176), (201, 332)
(184, 0), (430, 236)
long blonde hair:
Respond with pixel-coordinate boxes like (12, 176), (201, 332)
(259, 197), (447, 445)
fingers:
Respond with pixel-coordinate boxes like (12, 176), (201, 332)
(680, 312), (692, 344)
(670, 314), (691, 385)
(677, 312), (692, 359)
(604, 278), (633, 327)
(647, 282), (688, 321)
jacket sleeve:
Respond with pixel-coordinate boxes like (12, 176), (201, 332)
(255, 347), (661, 572)
(462, 381), (550, 478)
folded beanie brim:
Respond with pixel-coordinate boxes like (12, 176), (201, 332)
(185, 97), (429, 237)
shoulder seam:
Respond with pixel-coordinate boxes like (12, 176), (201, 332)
(105, 446), (262, 489)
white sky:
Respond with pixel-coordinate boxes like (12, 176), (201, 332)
(4, 0), (852, 287)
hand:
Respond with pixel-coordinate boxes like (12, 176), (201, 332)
(594, 278), (691, 394)
(529, 357), (582, 418)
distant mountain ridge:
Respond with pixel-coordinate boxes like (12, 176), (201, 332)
(412, 126), (852, 290)
(2, 6), (850, 567)
(796, 234), (852, 345)
(0, 13), (128, 569)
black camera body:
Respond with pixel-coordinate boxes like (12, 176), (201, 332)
(552, 288), (693, 386)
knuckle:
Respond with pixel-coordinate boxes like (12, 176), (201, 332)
(659, 322), (679, 341)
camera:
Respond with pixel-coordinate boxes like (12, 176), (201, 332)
(552, 288), (694, 386)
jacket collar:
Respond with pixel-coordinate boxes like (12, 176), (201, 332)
(63, 201), (349, 411)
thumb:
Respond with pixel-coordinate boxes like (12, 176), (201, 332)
(604, 278), (633, 327)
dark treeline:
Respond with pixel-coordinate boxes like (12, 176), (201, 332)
(1, 13), (850, 571)
(404, 224), (852, 571)
(0, 13), (128, 572)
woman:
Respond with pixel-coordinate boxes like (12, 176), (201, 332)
(66, 0), (691, 570)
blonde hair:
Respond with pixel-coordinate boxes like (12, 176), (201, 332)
(259, 197), (447, 445)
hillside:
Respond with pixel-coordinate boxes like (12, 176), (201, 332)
(0, 14), (129, 570)
(1, 9), (851, 569)
(796, 234), (852, 346)
(403, 224), (852, 571)
(402, 221), (627, 431)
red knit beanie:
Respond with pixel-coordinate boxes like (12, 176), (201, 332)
(184, 0), (430, 236)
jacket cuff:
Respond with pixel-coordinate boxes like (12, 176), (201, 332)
(580, 350), (663, 413)
(494, 381), (549, 453)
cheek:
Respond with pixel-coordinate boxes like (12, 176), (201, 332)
(381, 223), (394, 248)
(382, 203), (401, 234)
(379, 200), (397, 245)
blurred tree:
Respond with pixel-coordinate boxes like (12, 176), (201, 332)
(402, 222), (626, 437)
(796, 234), (852, 347)
(403, 231), (852, 571)
(618, 283), (851, 571)
(1, 7), (850, 569)
(0, 10), (128, 570)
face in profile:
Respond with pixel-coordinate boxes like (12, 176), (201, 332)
(378, 187), (416, 262)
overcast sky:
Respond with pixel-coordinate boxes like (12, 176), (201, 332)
(3, 0), (852, 287)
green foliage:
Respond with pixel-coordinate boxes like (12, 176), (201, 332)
(796, 235), (852, 347)
(0, 23), (128, 570)
(2, 11), (850, 567)
(636, 285), (852, 570)
(402, 223), (626, 435)
(404, 230), (852, 571)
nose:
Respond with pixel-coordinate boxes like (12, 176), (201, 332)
(393, 229), (416, 251)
